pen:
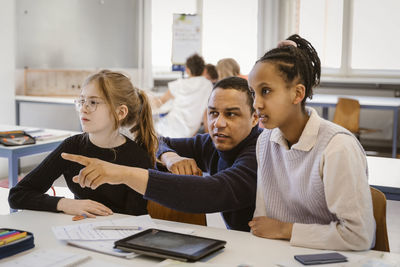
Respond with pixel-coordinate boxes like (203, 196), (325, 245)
(72, 214), (87, 221)
(0, 231), (19, 240)
(0, 232), (27, 246)
(0, 230), (13, 237)
(94, 226), (141, 230)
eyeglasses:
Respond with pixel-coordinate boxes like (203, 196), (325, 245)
(74, 98), (105, 113)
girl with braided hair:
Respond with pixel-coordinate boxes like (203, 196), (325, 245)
(248, 35), (375, 250)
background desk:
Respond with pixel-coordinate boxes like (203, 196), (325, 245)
(2, 210), (398, 267)
(368, 156), (400, 200)
(307, 94), (400, 158)
(0, 125), (76, 190)
(15, 95), (75, 126)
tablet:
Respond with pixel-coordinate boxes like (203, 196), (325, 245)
(114, 228), (226, 262)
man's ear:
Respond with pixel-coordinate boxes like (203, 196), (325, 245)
(251, 111), (258, 127)
(292, 84), (306, 105)
(116, 105), (128, 121)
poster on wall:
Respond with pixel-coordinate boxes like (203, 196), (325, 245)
(171, 14), (202, 65)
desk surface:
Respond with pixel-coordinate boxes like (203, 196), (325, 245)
(308, 94), (400, 108)
(1, 210), (399, 266)
(367, 156), (400, 189)
(0, 125), (77, 151)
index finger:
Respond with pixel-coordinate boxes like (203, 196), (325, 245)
(61, 153), (91, 166)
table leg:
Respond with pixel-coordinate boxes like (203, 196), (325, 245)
(322, 107), (329, 120)
(8, 153), (19, 213)
(15, 100), (20, 125)
(392, 109), (399, 158)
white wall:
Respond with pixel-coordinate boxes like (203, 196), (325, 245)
(0, 0), (16, 177)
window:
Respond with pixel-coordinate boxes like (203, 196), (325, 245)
(298, 0), (400, 77)
(298, 0), (343, 69)
(352, 0), (400, 70)
(202, 0), (258, 75)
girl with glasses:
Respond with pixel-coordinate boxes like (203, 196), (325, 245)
(9, 70), (158, 218)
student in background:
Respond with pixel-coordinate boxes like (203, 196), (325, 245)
(62, 77), (262, 232)
(151, 54), (213, 138)
(9, 70), (158, 218)
(203, 63), (218, 85)
(248, 34), (375, 250)
(216, 58), (247, 80)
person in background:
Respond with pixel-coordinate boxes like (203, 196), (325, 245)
(203, 63), (218, 85)
(151, 54), (213, 138)
(216, 58), (247, 80)
(248, 34), (375, 250)
(9, 70), (158, 218)
(62, 77), (262, 232)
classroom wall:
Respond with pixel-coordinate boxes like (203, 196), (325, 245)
(16, 0), (140, 69)
(0, 0), (16, 177)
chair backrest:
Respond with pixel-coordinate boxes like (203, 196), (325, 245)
(370, 187), (390, 252)
(147, 200), (207, 226)
(332, 98), (360, 133)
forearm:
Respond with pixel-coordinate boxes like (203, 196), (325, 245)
(9, 186), (63, 212)
(291, 220), (374, 250)
(145, 168), (256, 213)
(119, 166), (149, 195)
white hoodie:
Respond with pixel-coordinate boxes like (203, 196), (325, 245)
(155, 76), (213, 138)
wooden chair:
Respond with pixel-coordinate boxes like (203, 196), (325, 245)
(147, 200), (207, 226)
(332, 98), (380, 138)
(370, 187), (390, 252)
(147, 162), (207, 226)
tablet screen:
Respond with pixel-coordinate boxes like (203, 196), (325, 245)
(126, 230), (217, 255)
(115, 229), (226, 261)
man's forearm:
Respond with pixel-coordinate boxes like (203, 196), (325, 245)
(120, 166), (149, 195)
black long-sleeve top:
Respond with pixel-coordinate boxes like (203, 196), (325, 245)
(145, 126), (262, 231)
(9, 134), (151, 215)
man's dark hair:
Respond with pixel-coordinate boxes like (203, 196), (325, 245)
(205, 64), (218, 80)
(213, 76), (255, 113)
(186, 54), (205, 76)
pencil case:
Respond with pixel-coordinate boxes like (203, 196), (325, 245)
(0, 228), (35, 260)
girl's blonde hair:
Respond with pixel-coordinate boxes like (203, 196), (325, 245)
(82, 70), (158, 165)
(216, 58), (241, 80)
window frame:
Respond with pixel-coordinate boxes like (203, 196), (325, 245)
(312, 0), (400, 79)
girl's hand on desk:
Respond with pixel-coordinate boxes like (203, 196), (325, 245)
(249, 216), (293, 240)
(57, 198), (113, 218)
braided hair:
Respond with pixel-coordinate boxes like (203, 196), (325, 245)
(257, 34), (321, 109)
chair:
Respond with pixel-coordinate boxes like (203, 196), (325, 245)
(147, 162), (207, 226)
(370, 187), (390, 252)
(332, 98), (380, 138)
(147, 200), (207, 226)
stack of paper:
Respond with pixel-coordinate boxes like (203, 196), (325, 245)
(52, 215), (194, 258)
(0, 249), (90, 267)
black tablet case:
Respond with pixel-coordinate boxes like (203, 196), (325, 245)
(114, 228), (226, 262)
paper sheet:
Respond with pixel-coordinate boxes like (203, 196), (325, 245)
(68, 240), (138, 258)
(0, 249), (90, 267)
(52, 215), (194, 241)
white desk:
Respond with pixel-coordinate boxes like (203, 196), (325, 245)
(307, 94), (400, 158)
(367, 156), (400, 199)
(1, 210), (399, 266)
(0, 125), (77, 190)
